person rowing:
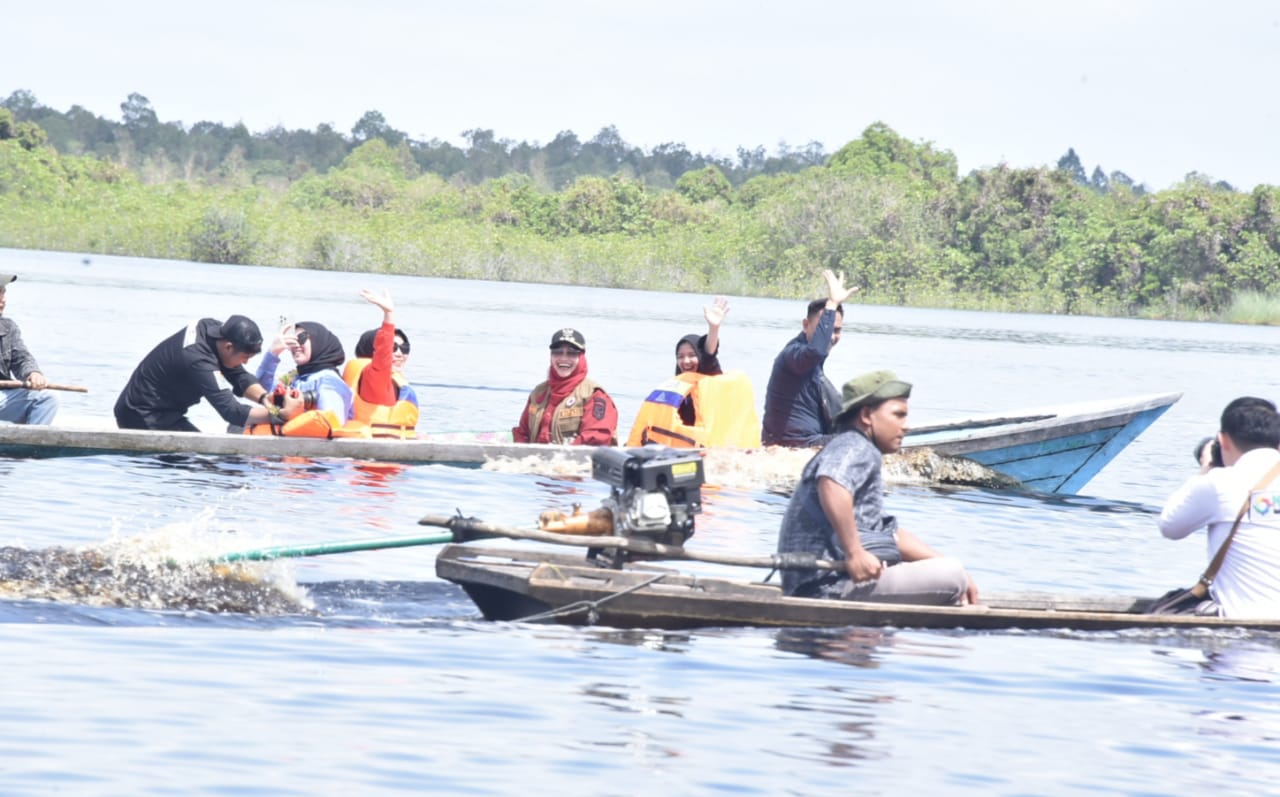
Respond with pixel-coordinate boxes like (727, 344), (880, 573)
(776, 370), (978, 604)
(0, 273), (58, 425)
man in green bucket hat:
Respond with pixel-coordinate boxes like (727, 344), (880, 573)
(776, 369), (978, 604)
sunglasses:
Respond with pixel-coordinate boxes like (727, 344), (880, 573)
(550, 347), (582, 357)
(295, 330), (310, 346)
(393, 341), (411, 355)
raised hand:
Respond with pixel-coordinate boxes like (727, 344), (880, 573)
(360, 288), (396, 324)
(703, 296), (729, 328)
(270, 322), (296, 356)
(822, 269), (859, 305)
(360, 288), (395, 314)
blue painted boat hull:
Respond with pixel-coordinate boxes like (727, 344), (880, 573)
(904, 393), (1180, 494)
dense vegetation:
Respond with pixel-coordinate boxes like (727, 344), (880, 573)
(2, 89), (1278, 320)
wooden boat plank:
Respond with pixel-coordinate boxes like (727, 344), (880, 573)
(0, 391), (1181, 495)
(437, 544), (1280, 632)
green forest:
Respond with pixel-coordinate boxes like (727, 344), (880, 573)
(2, 89), (1279, 321)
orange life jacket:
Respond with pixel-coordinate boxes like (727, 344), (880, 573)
(339, 358), (419, 439)
(626, 371), (761, 449)
(244, 409), (347, 439)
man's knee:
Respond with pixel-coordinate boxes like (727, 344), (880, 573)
(27, 391), (58, 425)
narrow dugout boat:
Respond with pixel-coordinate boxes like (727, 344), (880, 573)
(435, 544), (1280, 633)
(0, 392), (1180, 495)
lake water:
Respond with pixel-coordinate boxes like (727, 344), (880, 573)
(2, 247), (1280, 795)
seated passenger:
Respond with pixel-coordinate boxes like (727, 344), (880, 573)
(340, 289), (419, 438)
(674, 296), (728, 425)
(254, 321), (354, 432)
(512, 328), (617, 446)
(347, 288), (419, 408)
(777, 370), (978, 605)
(627, 297), (760, 449)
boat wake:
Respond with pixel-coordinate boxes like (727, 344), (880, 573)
(0, 541), (310, 615)
(480, 446), (1018, 493)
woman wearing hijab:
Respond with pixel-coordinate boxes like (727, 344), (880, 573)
(674, 296), (728, 379)
(512, 328), (618, 446)
(350, 289), (419, 408)
(625, 295), (760, 448)
(256, 320), (354, 422)
(673, 296), (728, 425)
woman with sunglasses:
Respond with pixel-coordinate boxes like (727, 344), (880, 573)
(341, 289), (419, 437)
(255, 319), (354, 427)
(349, 289), (419, 408)
(512, 328), (617, 446)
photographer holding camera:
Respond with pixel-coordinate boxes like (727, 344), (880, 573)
(1157, 396), (1280, 618)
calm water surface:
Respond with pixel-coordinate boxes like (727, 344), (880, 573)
(2, 248), (1280, 795)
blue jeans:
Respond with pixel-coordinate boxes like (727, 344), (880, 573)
(0, 388), (58, 425)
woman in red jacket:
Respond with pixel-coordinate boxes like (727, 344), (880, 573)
(512, 328), (617, 445)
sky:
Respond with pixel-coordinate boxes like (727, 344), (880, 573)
(4, 0), (1279, 191)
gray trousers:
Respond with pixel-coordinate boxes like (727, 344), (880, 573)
(839, 557), (969, 606)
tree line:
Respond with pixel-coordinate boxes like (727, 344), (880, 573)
(1, 90), (1277, 321)
(1, 89), (827, 189)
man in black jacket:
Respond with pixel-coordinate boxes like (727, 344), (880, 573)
(0, 273), (58, 425)
(761, 269), (857, 447)
(114, 315), (302, 432)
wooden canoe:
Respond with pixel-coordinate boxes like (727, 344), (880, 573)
(434, 544), (1280, 632)
(0, 391), (1180, 494)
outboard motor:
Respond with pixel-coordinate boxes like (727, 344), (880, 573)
(589, 445), (705, 548)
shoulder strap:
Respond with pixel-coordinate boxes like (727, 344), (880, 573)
(1200, 459), (1280, 588)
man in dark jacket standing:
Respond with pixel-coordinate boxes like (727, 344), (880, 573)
(115, 315), (302, 432)
(0, 273), (58, 425)
(761, 269), (857, 447)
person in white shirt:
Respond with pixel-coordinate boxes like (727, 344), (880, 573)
(1158, 396), (1280, 619)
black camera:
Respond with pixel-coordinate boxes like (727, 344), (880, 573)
(272, 388), (317, 412)
(1194, 436), (1223, 468)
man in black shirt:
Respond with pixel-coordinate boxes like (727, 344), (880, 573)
(114, 315), (302, 432)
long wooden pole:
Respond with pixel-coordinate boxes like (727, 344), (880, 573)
(417, 514), (842, 571)
(208, 515), (842, 571)
(0, 380), (88, 393)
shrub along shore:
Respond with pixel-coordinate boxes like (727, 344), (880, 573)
(2, 116), (1278, 323)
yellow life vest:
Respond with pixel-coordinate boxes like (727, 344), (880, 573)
(626, 371), (761, 449)
(339, 358), (419, 439)
(525, 378), (606, 444)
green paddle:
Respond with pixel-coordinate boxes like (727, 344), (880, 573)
(215, 530), (457, 562)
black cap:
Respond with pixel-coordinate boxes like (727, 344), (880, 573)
(549, 328), (586, 351)
(220, 314), (263, 354)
